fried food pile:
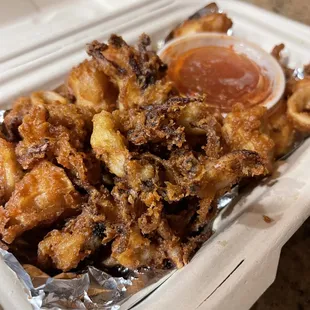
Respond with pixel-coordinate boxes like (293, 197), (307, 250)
(0, 30), (309, 274)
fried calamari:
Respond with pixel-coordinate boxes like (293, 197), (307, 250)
(268, 100), (296, 158)
(287, 81), (310, 133)
(2, 30), (307, 275)
(86, 34), (172, 111)
(0, 161), (81, 244)
(0, 138), (23, 205)
(222, 105), (275, 172)
(67, 60), (118, 113)
(91, 110), (130, 178)
(165, 3), (232, 42)
(38, 189), (117, 271)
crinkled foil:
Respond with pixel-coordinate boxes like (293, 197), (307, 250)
(0, 246), (173, 310)
(0, 183), (234, 309)
(0, 192), (233, 310)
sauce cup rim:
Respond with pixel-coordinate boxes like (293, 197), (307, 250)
(158, 32), (286, 113)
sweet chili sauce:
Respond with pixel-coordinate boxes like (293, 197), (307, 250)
(167, 46), (271, 112)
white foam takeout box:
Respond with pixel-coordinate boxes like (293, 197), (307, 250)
(0, 0), (310, 309)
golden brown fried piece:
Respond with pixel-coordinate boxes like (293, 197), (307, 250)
(178, 100), (222, 135)
(113, 97), (191, 150)
(165, 149), (267, 229)
(23, 264), (49, 279)
(222, 105), (275, 172)
(111, 225), (161, 269)
(54, 137), (102, 189)
(165, 3), (232, 42)
(110, 157), (187, 269)
(15, 104), (52, 169)
(287, 86), (310, 133)
(0, 138), (23, 205)
(200, 150), (267, 192)
(178, 100), (223, 157)
(15, 100), (100, 187)
(0, 161), (81, 244)
(30, 91), (68, 106)
(91, 110), (130, 177)
(271, 44), (294, 81)
(67, 59), (118, 113)
(165, 149), (267, 195)
(38, 209), (107, 271)
(289, 76), (310, 94)
(3, 97), (32, 141)
(286, 67), (310, 134)
(271, 43), (285, 61)
(268, 100), (296, 158)
(87, 34), (172, 110)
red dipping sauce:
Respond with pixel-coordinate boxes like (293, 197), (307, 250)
(167, 46), (271, 112)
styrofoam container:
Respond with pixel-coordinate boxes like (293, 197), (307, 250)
(0, 1), (310, 309)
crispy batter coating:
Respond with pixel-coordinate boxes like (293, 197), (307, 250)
(0, 138), (23, 205)
(87, 34), (172, 110)
(178, 101), (223, 157)
(15, 104), (52, 169)
(3, 97), (32, 141)
(222, 105), (275, 172)
(289, 77), (310, 94)
(38, 214), (101, 272)
(285, 66), (310, 133)
(0, 161), (81, 244)
(111, 226), (160, 269)
(165, 3), (232, 42)
(31, 91), (68, 106)
(271, 44), (294, 81)
(38, 189), (117, 271)
(15, 99), (100, 187)
(164, 149), (267, 229)
(67, 60), (118, 113)
(287, 86), (310, 133)
(268, 100), (296, 158)
(91, 110), (130, 177)
(271, 43), (285, 62)
(113, 97), (190, 149)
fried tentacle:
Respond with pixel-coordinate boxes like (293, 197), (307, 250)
(38, 190), (117, 271)
(67, 60), (118, 113)
(165, 3), (232, 42)
(87, 34), (172, 110)
(268, 100), (296, 158)
(287, 86), (310, 133)
(0, 138), (23, 205)
(222, 105), (275, 172)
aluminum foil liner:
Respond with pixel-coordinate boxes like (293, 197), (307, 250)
(0, 246), (174, 310)
(0, 174), (237, 310)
